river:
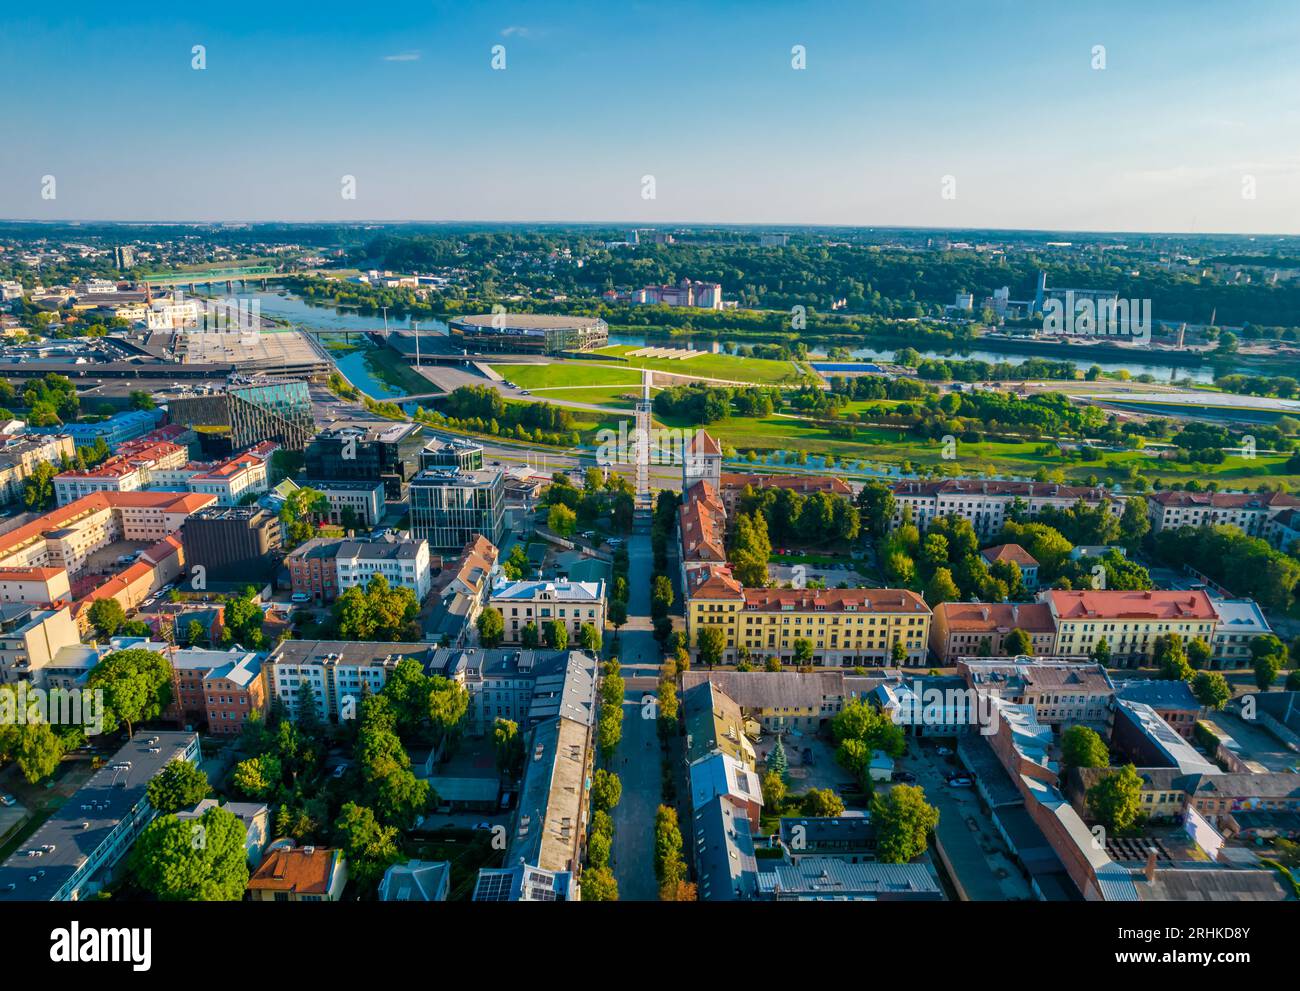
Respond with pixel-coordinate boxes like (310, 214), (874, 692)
(207, 283), (1277, 386)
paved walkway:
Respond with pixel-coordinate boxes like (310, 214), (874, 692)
(606, 529), (664, 901)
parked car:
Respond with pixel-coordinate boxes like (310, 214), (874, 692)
(0, 794), (15, 807)
(947, 777), (973, 788)
(290, 592), (312, 603)
(936, 746), (954, 756)
(890, 771), (917, 783)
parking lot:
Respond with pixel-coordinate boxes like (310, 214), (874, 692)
(896, 738), (1032, 901)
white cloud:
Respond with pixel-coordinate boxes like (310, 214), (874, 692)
(500, 26), (534, 38)
(382, 51), (421, 62)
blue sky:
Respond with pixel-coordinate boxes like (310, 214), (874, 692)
(3, 0), (1300, 231)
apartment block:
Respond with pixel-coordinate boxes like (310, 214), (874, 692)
(1043, 589), (1219, 663)
(488, 578), (605, 644)
(889, 479), (1121, 538)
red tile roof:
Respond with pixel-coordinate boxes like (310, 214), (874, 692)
(741, 587), (929, 614)
(686, 429), (721, 456)
(934, 601), (1055, 632)
(720, 473), (851, 497)
(247, 847), (340, 895)
(1149, 490), (1300, 510)
(0, 491), (215, 561)
(1045, 589), (1219, 621)
(688, 565), (743, 599)
(980, 543), (1039, 568)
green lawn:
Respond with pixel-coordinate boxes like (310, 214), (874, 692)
(531, 385), (660, 409)
(490, 362), (644, 390)
(654, 411), (1296, 486)
(591, 344), (805, 385)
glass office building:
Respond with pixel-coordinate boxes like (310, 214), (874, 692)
(408, 467), (506, 552)
(169, 377), (315, 451)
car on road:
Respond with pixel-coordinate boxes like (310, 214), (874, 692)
(519, 390), (531, 396)
(890, 771), (917, 783)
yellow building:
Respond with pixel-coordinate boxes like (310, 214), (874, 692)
(689, 584), (932, 667)
(1043, 590), (1219, 664)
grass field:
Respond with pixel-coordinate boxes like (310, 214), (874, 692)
(531, 385), (659, 408)
(654, 411), (1295, 486)
(591, 344), (806, 385)
(489, 362), (644, 390)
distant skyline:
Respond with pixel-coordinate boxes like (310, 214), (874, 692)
(5, 1), (1300, 233)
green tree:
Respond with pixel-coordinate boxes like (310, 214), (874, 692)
(520, 621), (540, 649)
(547, 503), (577, 537)
(653, 805), (687, 891)
(924, 567), (959, 606)
(1090, 637), (1112, 666)
(184, 618), (207, 647)
(792, 638), (814, 667)
(1254, 653), (1282, 691)
(147, 759), (210, 814)
(801, 787), (845, 817)
(581, 865), (619, 901)
(767, 737), (789, 779)
(1186, 638), (1213, 671)
(427, 677), (469, 753)
(22, 460), (57, 510)
(591, 768), (622, 813)
(1191, 670), (1232, 710)
(1060, 725), (1109, 771)
(836, 738), (871, 786)
(87, 598), (126, 639)
(129, 807), (249, 901)
(279, 486), (328, 548)
(1154, 633), (1192, 681)
(335, 802), (402, 895)
(0, 700), (68, 784)
(696, 626), (726, 667)
(544, 620), (569, 650)
(760, 769), (787, 806)
(232, 754), (281, 800)
(1003, 628), (1033, 656)
(579, 622), (602, 653)
(871, 784), (940, 863)
(493, 718), (524, 778)
(1087, 763), (1144, 833)
(476, 606), (504, 647)
(86, 647), (174, 737)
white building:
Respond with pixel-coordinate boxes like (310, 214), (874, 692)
(488, 578), (606, 644)
(334, 538), (432, 601)
(1210, 597), (1272, 668)
(1146, 489), (1300, 539)
(890, 479), (1121, 538)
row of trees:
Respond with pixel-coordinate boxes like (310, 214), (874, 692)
(736, 484), (861, 549)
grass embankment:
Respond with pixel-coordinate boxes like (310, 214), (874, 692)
(591, 344), (805, 385)
(655, 411), (1294, 487)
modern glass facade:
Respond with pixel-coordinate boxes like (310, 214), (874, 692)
(169, 377), (314, 451)
(408, 468), (506, 552)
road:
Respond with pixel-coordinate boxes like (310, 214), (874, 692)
(606, 529), (664, 901)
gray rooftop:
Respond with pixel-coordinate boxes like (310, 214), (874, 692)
(0, 731), (199, 901)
